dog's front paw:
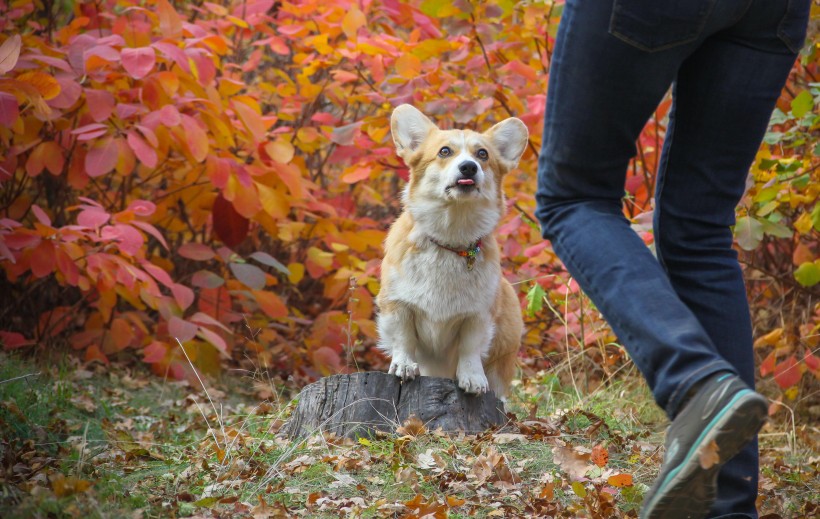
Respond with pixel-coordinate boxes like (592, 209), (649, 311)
(456, 362), (489, 394)
(388, 355), (419, 381)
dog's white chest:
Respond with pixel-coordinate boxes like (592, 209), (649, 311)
(390, 245), (500, 319)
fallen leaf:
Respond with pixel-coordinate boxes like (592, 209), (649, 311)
(698, 440), (720, 469)
(396, 415), (426, 437)
(591, 443), (609, 468)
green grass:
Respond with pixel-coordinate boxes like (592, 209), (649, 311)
(0, 351), (817, 518)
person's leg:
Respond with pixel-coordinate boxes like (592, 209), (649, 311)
(535, 0), (737, 417)
(653, 1), (809, 515)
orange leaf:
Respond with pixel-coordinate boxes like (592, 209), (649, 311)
(0, 34), (22, 75)
(180, 114), (209, 162)
(698, 439), (720, 469)
(111, 317), (134, 351)
(342, 7), (366, 39)
(234, 101), (267, 143)
(157, 0), (182, 39)
(395, 53), (422, 79)
(606, 473), (633, 487)
(591, 444), (609, 468)
(16, 71), (61, 100)
(253, 290), (288, 319)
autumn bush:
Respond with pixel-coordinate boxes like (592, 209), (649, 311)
(0, 0), (817, 400)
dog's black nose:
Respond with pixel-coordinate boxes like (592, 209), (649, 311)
(458, 161), (478, 177)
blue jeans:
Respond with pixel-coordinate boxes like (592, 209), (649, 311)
(535, 0), (809, 517)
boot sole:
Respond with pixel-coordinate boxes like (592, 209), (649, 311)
(640, 390), (768, 519)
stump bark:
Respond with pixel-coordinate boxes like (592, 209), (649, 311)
(283, 372), (509, 439)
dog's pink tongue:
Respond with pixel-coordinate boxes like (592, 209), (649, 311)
(457, 179), (475, 185)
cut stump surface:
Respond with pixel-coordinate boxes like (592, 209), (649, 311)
(283, 372), (509, 439)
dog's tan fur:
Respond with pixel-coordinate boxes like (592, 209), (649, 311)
(376, 105), (527, 398)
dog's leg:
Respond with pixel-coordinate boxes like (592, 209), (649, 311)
(378, 304), (420, 381)
(455, 315), (493, 394)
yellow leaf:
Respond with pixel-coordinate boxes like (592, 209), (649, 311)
(571, 481), (587, 498)
(342, 7), (366, 39)
(754, 328), (783, 349)
(256, 182), (289, 219)
(287, 263), (305, 284)
(794, 212), (812, 235)
(307, 247), (334, 268)
(395, 54), (422, 79)
(358, 437), (371, 446)
(265, 139), (295, 164)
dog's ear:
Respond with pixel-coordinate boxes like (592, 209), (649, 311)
(486, 118), (529, 167)
(391, 105), (436, 157)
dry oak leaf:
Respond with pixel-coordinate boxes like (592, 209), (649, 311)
(397, 415), (427, 437)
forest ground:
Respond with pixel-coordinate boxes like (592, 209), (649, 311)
(0, 350), (817, 519)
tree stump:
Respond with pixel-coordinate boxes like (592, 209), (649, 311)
(283, 372), (509, 439)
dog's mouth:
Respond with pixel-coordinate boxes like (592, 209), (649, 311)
(447, 178), (478, 193)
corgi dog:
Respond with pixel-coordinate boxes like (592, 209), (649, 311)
(377, 104), (527, 399)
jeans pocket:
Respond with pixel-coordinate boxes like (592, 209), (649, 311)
(778, 0), (811, 54)
(609, 0), (717, 52)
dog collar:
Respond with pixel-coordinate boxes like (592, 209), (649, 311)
(429, 237), (482, 271)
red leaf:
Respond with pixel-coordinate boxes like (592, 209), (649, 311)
(85, 137), (119, 177)
(77, 206), (110, 228)
(85, 89), (115, 122)
(212, 194), (248, 248)
(0, 330), (33, 350)
(31, 205), (51, 227)
(127, 200), (156, 217)
(143, 340), (168, 363)
(253, 290), (287, 319)
(30, 241), (56, 278)
(142, 262), (174, 287)
(804, 353), (820, 372)
(101, 224), (144, 256)
(131, 221), (168, 249)
(312, 346), (344, 376)
(773, 355), (801, 389)
(171, 283), (195, 310)
(0, 92), (19, 126)
(0, 34), (22, 74)
(197, 326), (229, 356)
(127, 130), (157, 168)
(121, 47), (156, 79)
(759, 350), (776, 377)
(178, 243), (215, 261)
(168, 317), (197, 342)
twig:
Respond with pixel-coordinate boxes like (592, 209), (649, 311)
(0, 372), (41, 385)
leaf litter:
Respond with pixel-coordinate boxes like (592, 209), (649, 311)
(0, 354), (817, 518)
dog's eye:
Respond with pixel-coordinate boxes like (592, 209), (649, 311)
(438, 146), (451, 158)
(476, 149), (489, 160)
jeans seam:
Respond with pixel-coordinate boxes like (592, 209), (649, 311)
(653, 95), (675, 274)
(608, 0), (718, 53)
